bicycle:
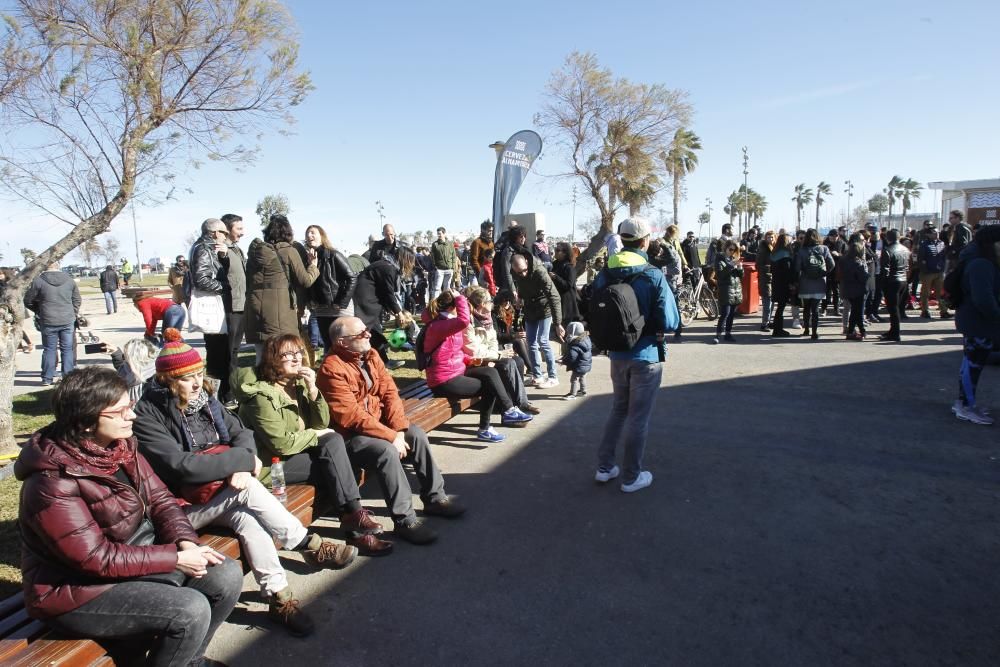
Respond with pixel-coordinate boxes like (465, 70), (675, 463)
(676, 268), (718, 326)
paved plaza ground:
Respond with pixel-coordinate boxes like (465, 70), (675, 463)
(12, 291), (1000, 665)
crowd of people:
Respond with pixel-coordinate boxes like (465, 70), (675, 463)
(8, 204), (1000, 664)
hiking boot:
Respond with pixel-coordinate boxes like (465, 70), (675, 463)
(423, 494), (466, 518)
(595, 465), (620, 483)
(347, 532), (394, 556)
(268, 589), (315, 637)
(394, 518), (438, 545)
(340, 508), (385, 535)
(955, 404), (994, 425)
(301, 535), (357, 570)
(621, 470), (653, 493)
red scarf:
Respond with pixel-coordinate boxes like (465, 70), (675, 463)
(61, 435), (137, 476)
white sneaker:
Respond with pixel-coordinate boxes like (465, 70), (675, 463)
(595, 465), (620, 483)
(792, 319), (802, 329)
(537, 377), (559, 389)
(621, 470), (653, 493)
(955, 404), (994, 425)
(562, 393), (578, 401)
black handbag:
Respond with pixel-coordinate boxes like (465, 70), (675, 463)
(127, 516), (187, 587)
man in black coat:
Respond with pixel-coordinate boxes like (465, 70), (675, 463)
(99, 264), (119, 314)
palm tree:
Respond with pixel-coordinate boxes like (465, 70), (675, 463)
(726, 191), (743, 229)
(815, 181), (832, 226)
(661, 129), (701, 227)
(899, 178), (922, 229)
(885, 175), (904, 226)
(792, 184), (814, 230)
(747, 189), (767, 226)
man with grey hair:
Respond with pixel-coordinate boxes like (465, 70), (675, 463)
(187, 217), (231, 394)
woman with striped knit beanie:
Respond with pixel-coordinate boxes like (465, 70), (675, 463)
(133, 329), (357, 638)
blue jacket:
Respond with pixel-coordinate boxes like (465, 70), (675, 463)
(956, 243), (1000, 339)
(594, 249), (676, 363)
(563, 336), (593, 374)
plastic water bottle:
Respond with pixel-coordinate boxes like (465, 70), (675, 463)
(270, 457), (287, 505)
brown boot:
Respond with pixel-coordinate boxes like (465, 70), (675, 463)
(300, 534), (357, 569)
(340, 507), (384, 535)
(269, 589), (315, 637)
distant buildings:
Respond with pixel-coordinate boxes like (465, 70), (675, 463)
(928, 178), (1000, 228)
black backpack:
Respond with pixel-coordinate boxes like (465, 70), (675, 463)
(942, 258), (968, 309)
(414, 326), (444, 371)
(588, 268), (649, 352)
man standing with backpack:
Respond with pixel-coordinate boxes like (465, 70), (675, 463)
(590, 217), (678, 493)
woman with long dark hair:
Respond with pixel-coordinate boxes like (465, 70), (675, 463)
(769, 233), (794, 337)
(303, 224), (358, 354)
(840, 234), (870, 340)
(793, 228), (835, 340)
(549, 241), (581, 324)
(16, 366), (242, 666)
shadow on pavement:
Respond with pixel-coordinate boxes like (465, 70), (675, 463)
(224, 347), (999, 666)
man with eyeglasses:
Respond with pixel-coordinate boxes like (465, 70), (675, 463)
(317, 317), (465, 545)
(186, 218), (231, 399)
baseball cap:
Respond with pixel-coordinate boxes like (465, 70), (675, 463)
(618, 217), (650, 241)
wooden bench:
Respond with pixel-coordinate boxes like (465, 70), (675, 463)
(0, 380), (476, 664)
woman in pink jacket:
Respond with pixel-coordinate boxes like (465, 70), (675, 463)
(422, 291), (532, 442)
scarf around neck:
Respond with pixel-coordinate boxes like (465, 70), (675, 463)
(62, 435), (136, 477)
(182, 389), (210, 416)
(473, 309), (493, 330)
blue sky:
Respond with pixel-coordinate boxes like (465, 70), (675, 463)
(4, 0), (1000, 265)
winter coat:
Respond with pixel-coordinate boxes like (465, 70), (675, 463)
(838, 256), (870, 300)
(549, 259), (580, 323)
(956, 243), (1000, 339)
(188, 236), (225, 295)
(167, 264), (187, 304)
(593, 249), (674, 364)
(99, 268), (119, 293)
(681, 238), (701, 269)
(918, 239), (947, 274)
(879, 243), (910, 284)
(132, 380), (257, 492)
(309, 246), (357, 312)
(420, 294), (472, 388)
(493, 240), (528, 293)
(135, 297), (176, 337)
(769, 248), (794, 302)
(318, 346), (409, 442)
(15, 430), (198, 620)
(431, 239), (456, 271)
(221, 243), (247, 313)
(512, 256), (562, 325)
(463, 318), (501, 361)
(755, 244), (773, 297)
(563, 336), (592, 374)
(353, 259), (402, 334)
(949, 222), (973, 260)
(232, 366), (330, 483)
(794, 244), (836, 297)
(24, 271), (82, 328)
(715, 256), (744, 306)
(470, 236), (494, 273)
(244, 239), (319, 344)
(368, 239), (398, 264)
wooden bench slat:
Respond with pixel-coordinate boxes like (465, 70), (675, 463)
(3, 636), (107, 666)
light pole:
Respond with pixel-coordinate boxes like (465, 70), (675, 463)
(375, 200), (385, 229)
(705, 196), (713, 240)
(741, 147), (749, 237)
(843, 180), (854, 228)
(131, 202), (143, 282)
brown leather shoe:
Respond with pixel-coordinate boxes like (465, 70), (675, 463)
(347, 532), (394, 557)
(340, 507), (384, 535)
(302, 538), (357, 569)
(269, 589), (315, 637)
(521, 403), (541, 415)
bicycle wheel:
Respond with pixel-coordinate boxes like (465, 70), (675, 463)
(676, 285), (697, 326)
(698, 287), (719, 320)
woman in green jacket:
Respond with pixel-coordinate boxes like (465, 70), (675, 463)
(232, 334), (392, 556)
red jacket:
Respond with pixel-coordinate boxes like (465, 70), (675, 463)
(15, 430), (198, 620)
(482, 263), (497, 296)
(318, 347), (409, 442)
(135, 297), (175, 337)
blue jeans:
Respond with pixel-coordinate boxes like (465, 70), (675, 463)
(103, 290), (117, 314)
(41, 324), (75, 383)
(162, 304), (185, 333)
(525, 316), (556, 379)
(597, 359), (663, 484)
(307, 313), (323, 349)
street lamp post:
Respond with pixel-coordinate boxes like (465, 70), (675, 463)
(705, 196), (713, 240)
(843, 180), (854, 228)
(742, 147), (749, 238)
(131, 202), (143, 282)
(375, 200), (385, 228)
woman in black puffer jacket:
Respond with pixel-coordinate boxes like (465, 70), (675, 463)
(304, 224), (358, 353)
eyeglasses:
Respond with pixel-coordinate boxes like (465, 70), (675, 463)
(339, 329), (370, 342)
(100, 401), (137, 420)
(279, 350), (305, 360)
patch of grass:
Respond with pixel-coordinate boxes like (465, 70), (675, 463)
(12, 389), (55, 438)
(0, 476), (23, 597)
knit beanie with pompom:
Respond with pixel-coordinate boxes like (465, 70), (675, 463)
(155, 328), (205, 377)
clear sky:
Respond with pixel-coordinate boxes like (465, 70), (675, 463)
(3, 0), (1000, 266)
